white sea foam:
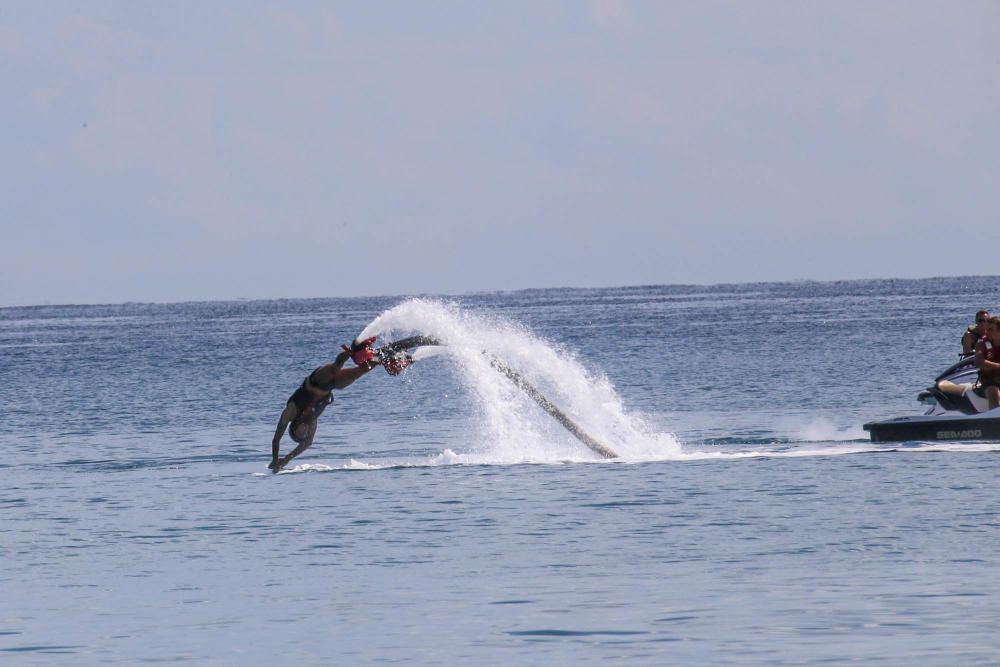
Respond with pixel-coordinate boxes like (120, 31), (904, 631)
(255, 439), (1000, 474)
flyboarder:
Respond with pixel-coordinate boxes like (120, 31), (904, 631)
(269, 337), (382, 473)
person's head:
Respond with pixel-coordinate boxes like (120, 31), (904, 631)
(987, 316), (1000, 344)
(976, 310), (990, 328)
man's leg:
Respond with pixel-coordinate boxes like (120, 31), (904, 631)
(987, 386), (1000, 410)
(277, 423), (317, 470)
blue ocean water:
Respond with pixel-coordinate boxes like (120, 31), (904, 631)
(2, 277), (999, 665)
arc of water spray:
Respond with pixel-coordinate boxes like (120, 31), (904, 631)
(364, 334), (619, 459)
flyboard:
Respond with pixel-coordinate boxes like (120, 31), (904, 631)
(376, 335), (442, 357)
(365, 335), (617, 459)
(371, 335), (442, 375)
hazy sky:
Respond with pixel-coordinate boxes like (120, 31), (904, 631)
(2, 1), (998, 306)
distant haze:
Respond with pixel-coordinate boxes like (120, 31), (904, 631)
(2, 1), (998, 306)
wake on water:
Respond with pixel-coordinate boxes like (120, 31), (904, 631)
(267, 300), (997, 475)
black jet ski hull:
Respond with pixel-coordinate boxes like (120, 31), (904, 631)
(864, 410), (1000, 443)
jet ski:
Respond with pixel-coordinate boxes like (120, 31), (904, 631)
(863, 354), (1000, 442)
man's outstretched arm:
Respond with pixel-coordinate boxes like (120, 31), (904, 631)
(331, 339), (384, 388)
(271, 403), (296, 470)
(313, 346), (378, 390)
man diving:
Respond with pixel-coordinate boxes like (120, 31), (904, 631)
(269, 336), (380, 473)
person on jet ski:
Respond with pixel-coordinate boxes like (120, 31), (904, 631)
(973, 316), (1000, 410)
(962, 310), (990, 355)
(268, 337), (382, 473)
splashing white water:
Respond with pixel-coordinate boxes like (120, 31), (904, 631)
(359, 299), (681, 462)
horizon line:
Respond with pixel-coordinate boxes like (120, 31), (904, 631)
(2, 273), (996, 311)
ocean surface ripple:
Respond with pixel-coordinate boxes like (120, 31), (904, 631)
(2, 278), (999, 665)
